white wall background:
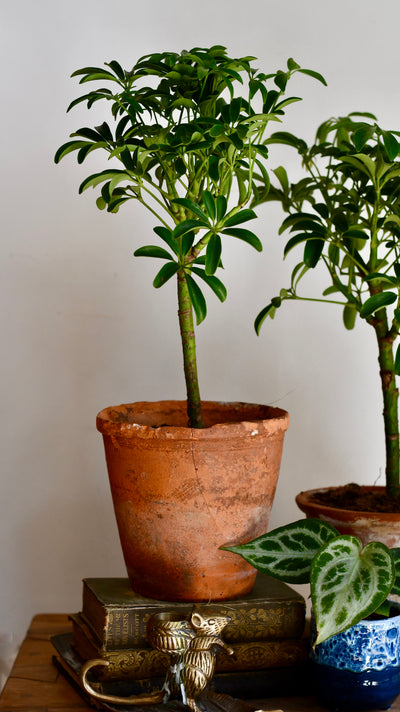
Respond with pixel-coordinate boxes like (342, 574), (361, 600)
(2, 0), (400, 683)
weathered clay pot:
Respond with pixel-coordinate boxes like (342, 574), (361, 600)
(97, 400), (289, 602)
(296, 486), (400, 548)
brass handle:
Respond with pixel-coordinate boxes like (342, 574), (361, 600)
(80, 658), (163, 706)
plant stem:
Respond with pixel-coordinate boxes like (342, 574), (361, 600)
(371, 306), (400, 498)
(177, 269), (205, 428)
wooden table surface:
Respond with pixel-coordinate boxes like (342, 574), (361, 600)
(1, 614), (400, 712)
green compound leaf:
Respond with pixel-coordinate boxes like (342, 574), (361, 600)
(395, 344), (400, 377)
(172, 198), (209, 224)
(359, 291), (397, 319)
(382, 131), (400, 162)
(185, 273), (207, 324)
(221, 227), (263, 251)
(311, 537), (395, 645)
(223, 209), (257, 228)
(254, 303), (277, 334)
(221, 518), (338, 584)
(296, 67), (327, 86)
(202, 190), (216, 221)
(79, 169), (131, 193)
(340, 154), (377, 181)
(191, 267), (227, 302)
(205, 233), (222, 276)
(216, 195), (228, 221)
(153, 226), (179, 255)
(54, 140), (93, 163)
(134, 245), (174, 260)
(173, 219), (205, 239)
(343, 303), (357, 330)
(153, 261), (179, 288)
(304, 238), (324, 268)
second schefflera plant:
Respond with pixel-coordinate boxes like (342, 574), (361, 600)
(55, 45), (326, 428)
(254, 114), (400, 499)
(223, 518), (400, 645)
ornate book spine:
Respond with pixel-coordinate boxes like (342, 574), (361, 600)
(81, 577), (305, 651)
(71, 615), (308, 681)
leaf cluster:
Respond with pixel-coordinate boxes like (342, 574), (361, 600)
(55, 47), (326, 325)
(223, 518), (400, 645)
(255, 113), (400, 363)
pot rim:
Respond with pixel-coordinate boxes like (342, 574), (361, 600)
(296, 485), (400, 519)
(96, 400), (290, 440)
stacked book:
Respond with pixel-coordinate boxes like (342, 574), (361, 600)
(63, 574), (310, 699)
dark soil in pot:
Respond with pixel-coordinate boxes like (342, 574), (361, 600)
(308, 482), (400, 513)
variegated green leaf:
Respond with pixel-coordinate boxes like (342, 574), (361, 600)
(388, 547), (400, 596)
(311, 536), (395, 645)
(222, 518), (338, 584)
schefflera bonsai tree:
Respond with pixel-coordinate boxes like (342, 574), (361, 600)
(55, 45), (326, 428)
(255, 114), (400, 497)
(223, 518), (400, 645)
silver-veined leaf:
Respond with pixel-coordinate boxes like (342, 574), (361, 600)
(311, 537), (394, 645)
(222, 519), (338, 584)
(390, 548), (400, 595)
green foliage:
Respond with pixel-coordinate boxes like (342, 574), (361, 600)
(223, 518), (397, 645)
(56, 47), (325, 316)
(55, 46), (325, 426)
(256, 113), (400, 334)
(255, 113), (400, 492)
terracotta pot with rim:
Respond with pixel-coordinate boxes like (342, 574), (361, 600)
(97, 400), (289, 602)
(296, 486), (400, 548)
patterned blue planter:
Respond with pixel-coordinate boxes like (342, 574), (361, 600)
(311, 607), (400, 711)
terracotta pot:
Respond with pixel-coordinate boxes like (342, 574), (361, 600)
(97, 400), (289, 602)
(296, 486), (400, 548)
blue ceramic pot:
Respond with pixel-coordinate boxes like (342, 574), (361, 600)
(311, 607), (400, 711)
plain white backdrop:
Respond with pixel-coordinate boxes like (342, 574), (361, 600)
(2, 0), (400, 681)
